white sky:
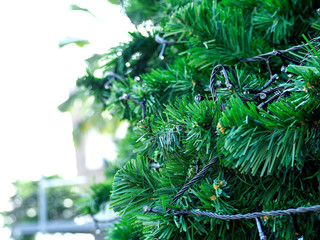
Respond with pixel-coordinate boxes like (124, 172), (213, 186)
(0, 0), (134, 224)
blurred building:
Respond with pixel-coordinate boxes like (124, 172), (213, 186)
(75, 133), (107, 184)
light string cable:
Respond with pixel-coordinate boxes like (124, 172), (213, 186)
(144, 14), (320, 239)
(119, 93), (146, 119)
(102, 72), (146, 119)
(155, 33), (177, 59)
(196, 36), (320, 109)
(104, 72), (127, 89)
(144, 155), (320, 239)
(111, 34), (178, 119)
(239, 36), (320, 77)
(254, 36), (320, 109)
(144, 36), (320, 238)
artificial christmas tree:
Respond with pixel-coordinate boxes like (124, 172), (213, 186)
(68, 0), (320, 239)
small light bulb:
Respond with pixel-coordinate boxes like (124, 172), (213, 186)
(259, 93), (267, 100)
(134, 76), (141, 81)
(281, 66), (287, 73)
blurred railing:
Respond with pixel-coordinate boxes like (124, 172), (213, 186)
(11, 176), (118, 239)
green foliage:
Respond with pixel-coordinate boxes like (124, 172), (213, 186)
(123, 0), (162, 25)
(218, 50), (320, 176)
(59, 37), (89, 48)
(165, 1), (260, 69)
(102, 31), (166, 77)
(115, 126), (137, 165)
(14, 235), (35, 240)
(69, 4), (91, 13)
(110, 156), (159, 219)
(252, 0), (318, 44)
(105, 218), (143, 240)
(220, 97), (310, 175)
(66, 0), (320, 239)
(134, 97), (221, 162)
(77, 162), (119, 216)
(77, 181), (113, 216)
(107, 0), (120, 5)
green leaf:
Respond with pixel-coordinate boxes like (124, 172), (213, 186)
(59, 37), (90, 48)
(69, 4), (96, 17)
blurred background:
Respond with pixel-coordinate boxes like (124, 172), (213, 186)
(0, 0), (134, 239)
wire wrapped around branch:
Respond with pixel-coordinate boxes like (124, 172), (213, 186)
(240, 36), (320, 76)
(155, 34), (177, 59)
(209, 65), (238, 111)
(172, 155), (222, 203)
(240, 36), (320, 108)
(104, 72), (127, 88)
(240, 36), (320, 63)
(155, 34), (177, 45)
(119, 94), (146, 119)
(144, 153), (320, 223)
(197, 37), (320, 108)
(244, 74), (279, 95)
